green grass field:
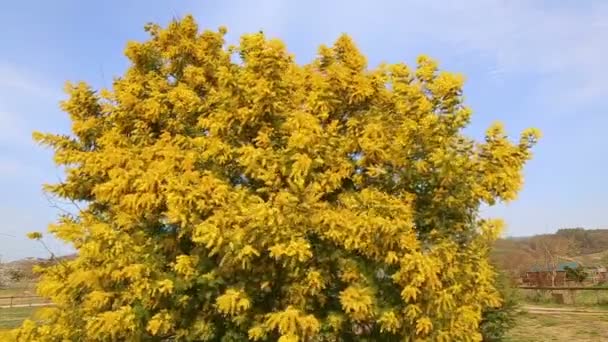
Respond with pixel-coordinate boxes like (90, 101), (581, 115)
(0, 306), (38, 330)
(0, 282), (36, 297)
(517, 287), (608, 307)
(0, 283), (46, 335)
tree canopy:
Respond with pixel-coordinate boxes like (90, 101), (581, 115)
(13, 16), (539, 341)
(564, 265), (587, 284)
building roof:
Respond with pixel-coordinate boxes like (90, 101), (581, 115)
(529, 261), (579, 272)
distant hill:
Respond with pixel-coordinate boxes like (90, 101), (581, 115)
(491, 228), (608, 276)
(3, 254), (77, 280)
(6, 254), (77, 267)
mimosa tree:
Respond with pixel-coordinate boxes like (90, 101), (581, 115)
(13, 16), (539, 341)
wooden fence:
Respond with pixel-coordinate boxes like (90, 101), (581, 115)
(518, 286), (608, 305)
(0, 295), (52, 308)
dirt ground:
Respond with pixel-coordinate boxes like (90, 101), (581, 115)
(506, 308), (608, 341)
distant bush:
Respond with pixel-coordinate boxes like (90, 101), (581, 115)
(480, 271), (518, 341)
(7, 269), (25, 282)
(564, 265), (587, 284)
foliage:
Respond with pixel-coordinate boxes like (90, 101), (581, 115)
(0, 259), (24, 288)
(564, 265), (587, 284)
(12, 16), (538, 341)
(26, 232), (42, 240)
(480, 270), (518, 341)
(6, 269), (25, 282)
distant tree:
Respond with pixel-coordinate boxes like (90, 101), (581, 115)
(564, 265), (587, 284)
(7, 269), (25, 282)
(555, 228), (608, 255)
(0, 257), (21, 288)
(528, 235), (577, 287)
(12, 16), (539, 341)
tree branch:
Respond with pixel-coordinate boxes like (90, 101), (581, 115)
(44, 192), (77, 217)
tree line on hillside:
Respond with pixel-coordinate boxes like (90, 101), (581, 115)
(555, 228), (608, 254)
(491, 228), (608, 279)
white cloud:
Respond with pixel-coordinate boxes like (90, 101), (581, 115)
(334, 0), (608, 109)
(0, 63), (61, 100)
(197, 0), (608, 110)
(405, 0), (608, 108)
(0, 64), (62, 148)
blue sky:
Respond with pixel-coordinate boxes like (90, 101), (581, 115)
(1, 0), (607, 260)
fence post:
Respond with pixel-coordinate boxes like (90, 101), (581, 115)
(569, 289), (576, 305)
(10, 296), (13, 308)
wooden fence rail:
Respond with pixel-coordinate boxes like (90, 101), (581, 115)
(0, 295), (52, 308)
